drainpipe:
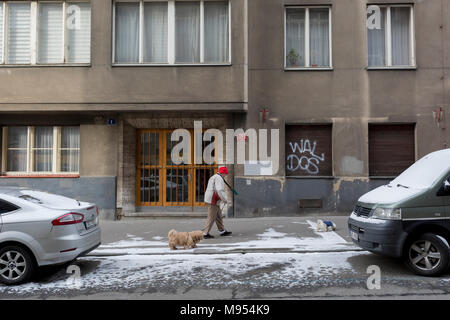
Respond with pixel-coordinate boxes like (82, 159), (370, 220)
(440, 0), (447, 148)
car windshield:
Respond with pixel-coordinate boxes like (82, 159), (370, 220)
(390, 151), (450, 189)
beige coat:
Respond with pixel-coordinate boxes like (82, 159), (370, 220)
(204, 174), (228, 204)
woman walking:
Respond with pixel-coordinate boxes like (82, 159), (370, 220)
(203, 166), (232, 238)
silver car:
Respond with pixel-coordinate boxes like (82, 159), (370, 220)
(0, 187), (101, 285)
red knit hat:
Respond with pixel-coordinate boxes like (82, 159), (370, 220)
(218, 167), (229, 175)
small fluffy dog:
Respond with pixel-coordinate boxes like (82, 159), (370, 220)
(316, 219), (336, 232)
(168, 229), (204, 250)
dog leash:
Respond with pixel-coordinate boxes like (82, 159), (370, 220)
(219, 174), (238, 195)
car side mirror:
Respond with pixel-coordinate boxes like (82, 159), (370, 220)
(437, 180), (450, 197)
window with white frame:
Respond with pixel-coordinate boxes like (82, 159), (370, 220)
(113, 0), (230, 65)
(0, 1), (91, 65)
(285, 6), (332, 69)
(367, 4), (415, 68)
(2, 126), (80, 174)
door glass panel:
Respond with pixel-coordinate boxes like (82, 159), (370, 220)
(150, 132), (159, 165)
(166, 168), (189, 203)
(138, 129), (217, 207)
(139, 131), (160, 204)
(140, 168), (160, 203)
(141, 132), (160, 166)
(201, 135), (215, 164)
(195, 168), (214, 203)
(166, 132), (189, 165)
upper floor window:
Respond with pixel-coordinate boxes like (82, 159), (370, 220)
(0, 1), (91, 65)
(367, 5), (415, 68)
(285, 6), (332, 69)
(2, 126), (80, 174)
(113, 0), (230, 65)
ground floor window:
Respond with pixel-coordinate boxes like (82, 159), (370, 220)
(368, 124), (415, 176)
(137, 129), (217, 207)
(285, 124), (332, 176)
(1, 126), (80, 174)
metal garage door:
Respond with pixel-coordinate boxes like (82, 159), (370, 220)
(369, 124), (415, 176)
(285, 124), (332, 176)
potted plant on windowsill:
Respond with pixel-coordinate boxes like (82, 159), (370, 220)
(311, 50), (320, 67)
(286, 48), (300, 68)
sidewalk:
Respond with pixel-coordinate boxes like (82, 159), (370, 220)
(90, 215), (362, 256)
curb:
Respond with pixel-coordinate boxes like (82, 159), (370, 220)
(87, 247), (365, 257)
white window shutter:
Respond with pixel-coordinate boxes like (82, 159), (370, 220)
(66, 2), (91, 63)
(7, 3), (31, 64)
(38, 3), (64, 64)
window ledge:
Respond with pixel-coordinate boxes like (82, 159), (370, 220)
(0, 64), (91, 68)
(366, 66), (417, 71)
(0, 174), (80, 178)
(284, 67), (333, 71)
(112, 63), (232, 67)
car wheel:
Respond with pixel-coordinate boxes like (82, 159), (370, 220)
(405, 233), (450, 277)
(0, 246), (35, 285)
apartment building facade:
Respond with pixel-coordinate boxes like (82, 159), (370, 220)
(0, 0), (449, 218)
(234, 0), (450, 216)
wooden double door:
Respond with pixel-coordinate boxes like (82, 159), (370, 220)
(137, 129), (217, 207)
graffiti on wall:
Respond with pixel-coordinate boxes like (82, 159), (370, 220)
(286, 139), (325, 175)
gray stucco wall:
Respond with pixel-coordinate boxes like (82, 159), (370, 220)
(1, 0), (449, 218)
(243, 0), (450, 179)
(230, 0), (450, 217)
(234, 176), (389, 217)
(0, 177), (117, 219)
(0, 0), (247, 112)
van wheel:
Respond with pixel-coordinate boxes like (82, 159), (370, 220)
(0, 246), (35, 285)
(405, 233), (449, 277)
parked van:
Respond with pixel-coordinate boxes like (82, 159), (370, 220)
(348, 149), (450, 276)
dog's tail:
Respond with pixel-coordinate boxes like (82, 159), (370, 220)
(168, 229), (177, 238)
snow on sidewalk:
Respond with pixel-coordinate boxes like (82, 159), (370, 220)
(91, 220), (359, 256)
